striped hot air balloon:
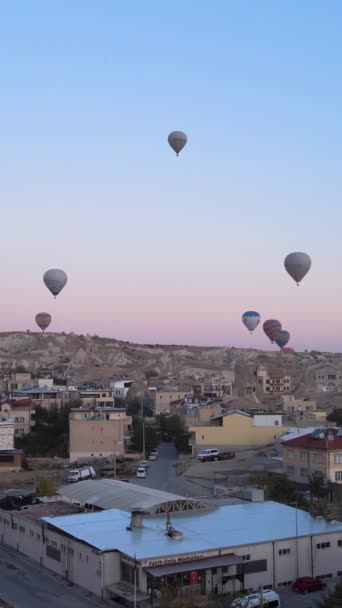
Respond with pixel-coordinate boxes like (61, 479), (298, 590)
(263, 319), (282, 343)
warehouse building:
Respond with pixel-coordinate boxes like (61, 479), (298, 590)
(2, 495), (342, 605)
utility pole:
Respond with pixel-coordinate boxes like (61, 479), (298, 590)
(142, 421), (146, 461)
(113, 439), (117, 479)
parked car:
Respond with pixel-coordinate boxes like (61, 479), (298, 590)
(148, 450), (158, 461)
(139, 460), (150, 469)
(197, 448), (219, 461)
(231, 589), (280, 608)
(136, 467), (147, 479)
(204, 451), (235, 462)
(293, 577), (326, 594)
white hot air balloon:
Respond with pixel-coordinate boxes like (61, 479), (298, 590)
(242, 311), (261, 334)
(43, 269), (68, 298)
(284, 252), (311, 285)
(168, 131), (187, 156)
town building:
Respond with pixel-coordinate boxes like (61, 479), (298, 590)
(0, 416), (23, 470)
(2, 496), (342, 603)
(282, 427), (342, 485)
(69, 407), (132, 461)
(281, 395), (316, 412)
(189, 410), (287, 453)
(0, 398), (35, 436)
(110, 379), (134, 400)
(79, 389), (115, 408)
(7, 372), (33, 392)
(192, 374), (234, 400)
(12, 386), (71, 410)
(182, 402), (224, 428)
(151, 390), (189, 414)
(257, 367), (291, 395)
(314, 368), (342, 392)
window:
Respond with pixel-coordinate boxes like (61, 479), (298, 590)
(19, 526), (25, 533)
(300, 450), (308, 462)
(338, 540), (342, 547)
(287, 449), (295, 460)
(29, 530), (34, 537)
(20, 429), (24, 435)
(51, 540), (58, 548)
(279, 548), (291, 555)
(68, 548), (74, 556)
(287, 465), (295, 475)
(313, 453), (322, 464)
(241, 554), (251, 561)
(317, 542), (330, 549)
(15, 429), (19, 435)
(335, 472), (342, 481)
(20, 417), (24, 423)
(300, 468), (308, 478)
(36, 533), (40, 540)
(79, 552), (82, 560)
(335, 455), (342, 464)
(15, 417), (19, 423)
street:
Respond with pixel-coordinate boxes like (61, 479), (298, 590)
(0, 545), (107, 608)
(130, 442), (187, 494)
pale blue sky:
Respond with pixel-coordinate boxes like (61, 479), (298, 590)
(1, 1), (342, 350)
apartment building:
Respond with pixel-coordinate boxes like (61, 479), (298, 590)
(282, 428), (342, 485)
(257, 367), (291, 394)
(7, 372), (33, 392)
(190, 410), (287, 452)
(0, 398), (35, 436)
(79, 390), (115, 408)
(282, 395), (316, 412)
(192, 374), (234, 400)
(13, 387), (70, 410)
(152, 390), (189, 414)
(110, 379), (134, 400)
(0, 416), (22, 470)
(315, 368), (342, 392)
(69, 407), (132, 461)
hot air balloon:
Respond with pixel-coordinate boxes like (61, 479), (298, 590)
(35, 312), (52, 333)
(263, 319), (282, 343)
(284, 252), (311, 285)
(168, 131), (187, 156)
(281, 347), (295, 354)
(43, 269), (68, 298)
(242, 311), (261, 334)
(275, 330), (290, 349)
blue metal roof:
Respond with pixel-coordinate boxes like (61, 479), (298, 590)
(43, 501), (342, 560)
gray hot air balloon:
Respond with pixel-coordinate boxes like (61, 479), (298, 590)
(284, 252), (311, 285)
(43, 269), (68, 298)
(275, 330), (290, 349)
(168, 131), (187, 156)
(35, 312), (52, 333)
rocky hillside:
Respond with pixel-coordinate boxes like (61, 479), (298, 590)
(0, 332), (341, 397)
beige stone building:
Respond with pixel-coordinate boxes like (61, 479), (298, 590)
(182, 403), (224, 428)
(152, 390), (189, 414)
(7, 372), (33, 392)
(192, 375), (234, 400)
(281, 395), (316, 412)
(69, 407), (132, 461)
(190, 410), (287, 452)
(0, 398), (35, 436)
(257, 367), (290, 394)
(79, 390), (115, 408)
(0, 416), (14, 450)
(282, 428), (342, 485)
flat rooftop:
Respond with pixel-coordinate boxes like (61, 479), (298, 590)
(43, 501), (342, 560)
(10, 501), (83, 521)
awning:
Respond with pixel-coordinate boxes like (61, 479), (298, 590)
(145, 554), (242, 577)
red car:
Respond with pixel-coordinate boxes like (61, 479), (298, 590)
(293, 577), (326, 594)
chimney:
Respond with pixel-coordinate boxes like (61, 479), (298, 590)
(128, 509), (144, 530)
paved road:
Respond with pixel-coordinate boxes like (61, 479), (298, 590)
(280, 580), (337, 608)
(130, 442), (187, 494)
(0, 545), (106, 608)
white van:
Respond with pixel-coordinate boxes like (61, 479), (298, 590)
(136, 467), (146, 479)
(231, 590), (280, 608)
(197, 448), (219, 461)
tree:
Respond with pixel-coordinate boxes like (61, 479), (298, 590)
(131, 417), (158, 454)
(308, 471), (325, 499)
(15, 364), (27, 373)
(36, 476), (56, 497)
(317, 582), (342, 608)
